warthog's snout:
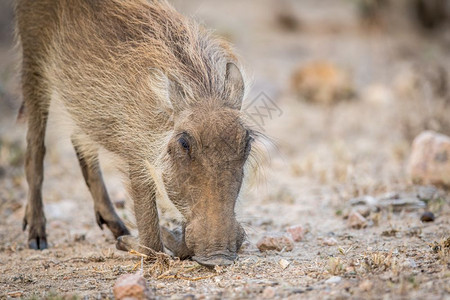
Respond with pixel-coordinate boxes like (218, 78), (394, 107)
(192, 250), (237, 267)
(184, 218), (245, 267)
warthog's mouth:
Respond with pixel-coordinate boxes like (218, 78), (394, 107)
(191, 251), (237, 267)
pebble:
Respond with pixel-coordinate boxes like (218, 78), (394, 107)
(257, 233), (294, 252)
(286, 225), (305, 242)
(113, 272), (152, 300)
(278, 258), (290, 269)
(7, 291), (23, 298)
(348, 211), (368, 229)
(409, 131), (450, 187)
(323, 237), (338, 246)
(325, 276), (342, 284)
(420, 211), (435, 222)
(417, 185), (438, 202)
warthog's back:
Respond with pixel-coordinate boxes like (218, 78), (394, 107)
(17, 0), (240, 159)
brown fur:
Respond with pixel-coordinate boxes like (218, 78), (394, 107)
(16, 0), (256, 266)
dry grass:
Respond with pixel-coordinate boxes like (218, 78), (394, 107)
(128, 248), (220, 282)
(363, 251), (398, 273)
(429, 237), (450, 265)
(327, 257), (344, 275)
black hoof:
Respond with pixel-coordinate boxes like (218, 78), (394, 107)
(116, 236), (128, 252)
(115, 235), (141, 253)
(28, 237), (48, 250)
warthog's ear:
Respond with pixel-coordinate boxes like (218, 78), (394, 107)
(224, 62), (245, 110)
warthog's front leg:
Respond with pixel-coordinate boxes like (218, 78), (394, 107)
(22, 69), (50, 250)
(117, 226), (193, 260)
(120, 166), (164, 255)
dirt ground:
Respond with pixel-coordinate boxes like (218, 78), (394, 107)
(1, 0), (449, 299)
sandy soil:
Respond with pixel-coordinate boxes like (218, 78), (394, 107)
(0, 0), (449, 299)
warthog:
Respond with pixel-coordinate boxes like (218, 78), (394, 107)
(16, 0), (258, 266)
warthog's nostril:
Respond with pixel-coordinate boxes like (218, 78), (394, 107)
(192, 251), (237, 267)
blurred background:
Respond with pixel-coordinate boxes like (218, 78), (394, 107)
(0, 0), (449, 298)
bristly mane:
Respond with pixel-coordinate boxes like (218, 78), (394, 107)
(45, 0), (248, 160)
(85, 0), (240, 103)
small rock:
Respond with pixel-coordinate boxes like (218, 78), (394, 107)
(409, 131), (450, 187)
(291, 61), (354, 105)
(358, 280), (373, 292)
(286, 225), (305, 242)
(262, 286), (276, 299)
(113, 272), (152, 300)
(7, 291), (23, 298)
(417, 185), (438, 202)
(278, 258), (290, 269)
(323, 237), (338, 246)
(257, 233), (294, 252)
(325, 276), (342, 284)
(420, 211), (435, 222)
(348, 211), (368, 229)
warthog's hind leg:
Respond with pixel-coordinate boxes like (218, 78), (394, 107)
(72, 136), (130, 239)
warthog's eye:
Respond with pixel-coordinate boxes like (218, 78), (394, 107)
(178, 136), (190, 152)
